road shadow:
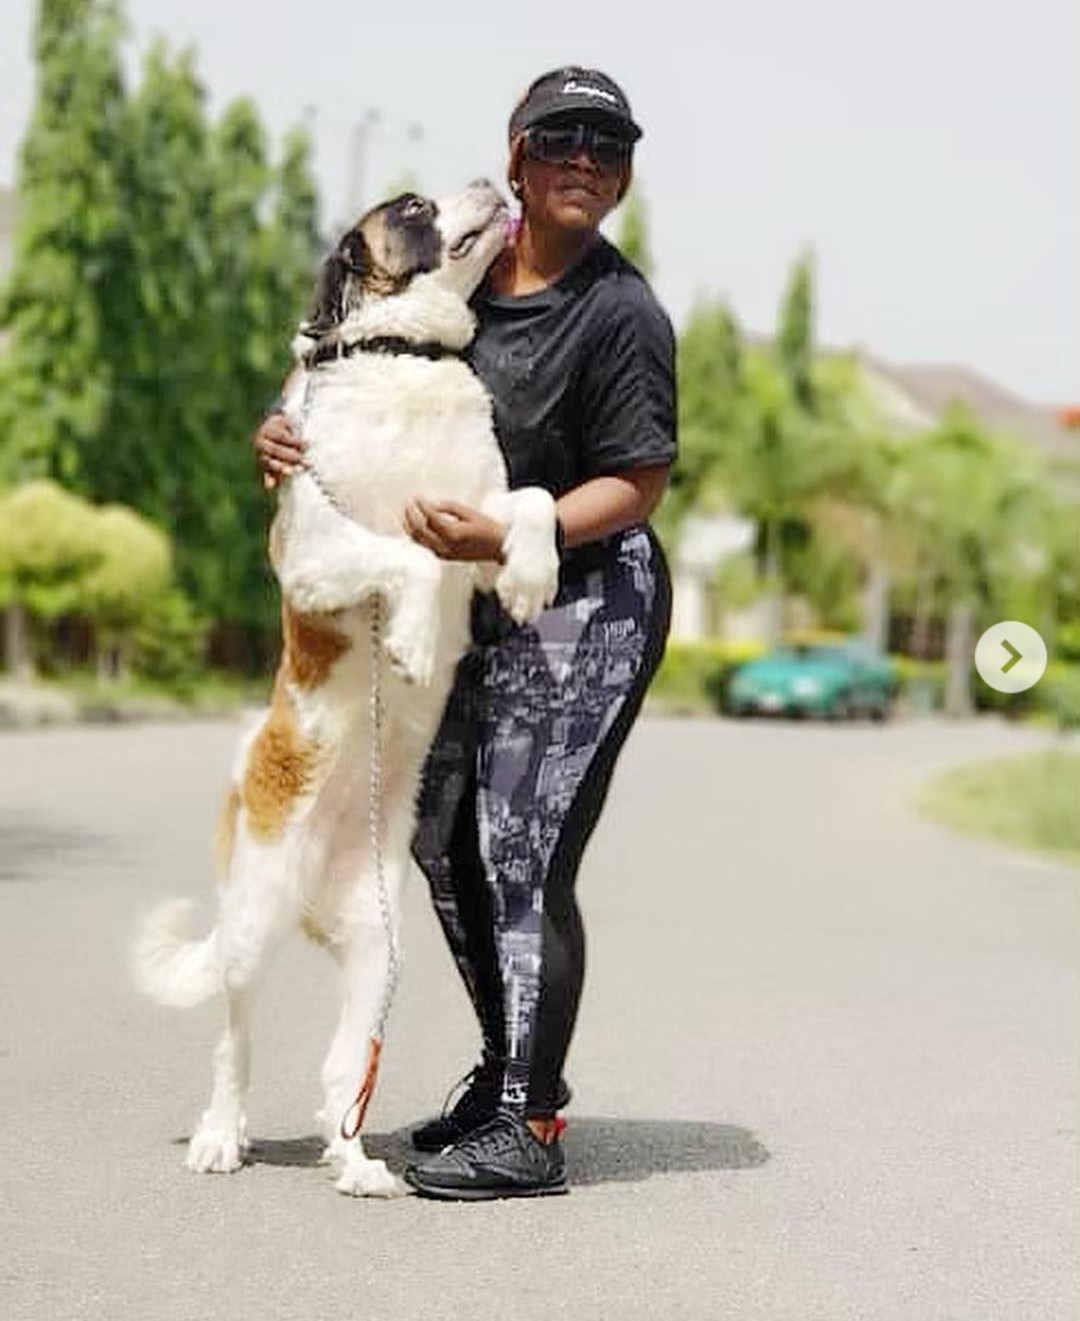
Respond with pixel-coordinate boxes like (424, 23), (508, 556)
(0, 814), (119, 882)
(244, 1117), (770, 1186)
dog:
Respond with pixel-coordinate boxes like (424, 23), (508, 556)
(133, 181), (559, 1197)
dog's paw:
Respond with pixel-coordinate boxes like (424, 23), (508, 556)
(494, 554), (559, 625)
(187, 1122), (246, 1174)
(492, 487), (559, 624)
(283, 563), (347, 616)
(318, 1134), (349, 1168)
(334, 1156), (406, 1199)
(384, 618), (437, 687)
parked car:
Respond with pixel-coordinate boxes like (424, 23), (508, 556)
(726, 640), (899, 721)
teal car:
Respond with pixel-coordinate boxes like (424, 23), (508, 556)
(726, 641), (899, 721)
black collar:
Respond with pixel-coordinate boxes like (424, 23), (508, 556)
(303, 335), (464, 369)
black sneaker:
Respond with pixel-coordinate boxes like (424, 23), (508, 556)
(404, 1110), (567, 1201)
(411, 1064), (572, 1152)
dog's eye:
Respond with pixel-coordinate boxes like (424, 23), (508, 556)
(401, 197), (428, 218)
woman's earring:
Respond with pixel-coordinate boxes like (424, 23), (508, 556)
(510, 178), (523, 197)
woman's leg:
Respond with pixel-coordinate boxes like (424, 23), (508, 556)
(412, 654), (505, 1060)
(404, 527), (671, 1198)
(475, 526), (672, 1118)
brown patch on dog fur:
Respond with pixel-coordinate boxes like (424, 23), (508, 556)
(242, 689), (321, 840)
(357, 211), (402, 295)
(282, 606), (351, 690)
(213, 786), (241, 876)
(299, 911), (332, 947)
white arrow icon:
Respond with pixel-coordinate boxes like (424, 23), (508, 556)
(975, 622), (1047, 694)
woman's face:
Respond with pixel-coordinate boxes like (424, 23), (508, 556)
(516, 131), (629, 234)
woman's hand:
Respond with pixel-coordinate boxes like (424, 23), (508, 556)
(253, 411), (307, 490)
(403, 498), (506, 563)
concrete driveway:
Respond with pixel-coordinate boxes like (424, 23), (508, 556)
(1, 715), (1076, 1320)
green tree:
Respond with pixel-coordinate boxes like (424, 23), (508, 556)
(194, 104), (321, 647)
(615, 183), (653, 277)
(888, 407), (1048, 714)
(0, 0), (128, 482)
(2, 7), (322, 668)
(776, 251), (815, 411)
(727, 353), (832, 641)
(732, 256), (864, 641)
(660, 298), (744, 538)
(96, 40), (211, 520)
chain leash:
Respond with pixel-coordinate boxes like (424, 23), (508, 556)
(367, 595), (402, 1043)
(288, 369), (402, 1140)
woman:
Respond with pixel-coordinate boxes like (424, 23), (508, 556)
(256, 67), (676, 1200)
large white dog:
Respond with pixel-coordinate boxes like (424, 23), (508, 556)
(134, 182), (559, 1197)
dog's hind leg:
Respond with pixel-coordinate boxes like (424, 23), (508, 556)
(186, 984), (252, 1173)
(186, 829), (300, 1174)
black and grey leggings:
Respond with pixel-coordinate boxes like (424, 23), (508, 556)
(412, 524), (671, 1118)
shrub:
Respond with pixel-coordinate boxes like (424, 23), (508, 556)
(649, 638), (765, 714)
(131, 590), (209, 693)
(1040, 664), (1080, 732)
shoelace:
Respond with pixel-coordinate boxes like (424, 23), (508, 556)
(440, 1063), (486, 1119)
(454, 1114), (530, 1162)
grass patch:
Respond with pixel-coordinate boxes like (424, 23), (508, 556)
(916, 746), (1080, 865)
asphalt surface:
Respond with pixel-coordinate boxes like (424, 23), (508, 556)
(1, 714), (1076, 1321)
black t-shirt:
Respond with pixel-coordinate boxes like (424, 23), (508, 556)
(467, 237), (677, 498)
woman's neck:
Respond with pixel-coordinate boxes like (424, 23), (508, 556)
(491, 216), (599, 296)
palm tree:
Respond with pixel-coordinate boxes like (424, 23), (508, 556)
(887, 407), (1048, 716)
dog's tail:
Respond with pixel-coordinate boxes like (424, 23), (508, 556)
(132, 899), (222, 1008)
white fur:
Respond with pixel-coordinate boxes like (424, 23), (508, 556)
(134, 182), (559, 1197)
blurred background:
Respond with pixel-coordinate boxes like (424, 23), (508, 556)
(0, 0), (1078, 735)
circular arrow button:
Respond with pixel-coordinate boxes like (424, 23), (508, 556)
(975, 621), (1048, 694)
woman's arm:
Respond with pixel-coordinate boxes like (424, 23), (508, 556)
(403, 463), (670, 563)
(254, 412), (307, 488)
(555, 464), (669, 549)
(252, 369), (306, 488)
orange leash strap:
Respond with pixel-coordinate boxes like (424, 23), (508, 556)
(340, 1036), (383, 1141)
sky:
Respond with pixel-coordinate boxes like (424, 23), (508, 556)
(1, 0), (1077, 403)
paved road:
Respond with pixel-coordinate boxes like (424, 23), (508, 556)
(1, 715), (1076, 1321)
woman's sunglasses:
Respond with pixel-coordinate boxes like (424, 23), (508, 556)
(524, 123), (633, 171)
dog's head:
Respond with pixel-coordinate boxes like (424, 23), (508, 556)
(300, 181), (509, 341)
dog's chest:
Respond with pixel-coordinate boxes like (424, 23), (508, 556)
(294, 361), (504, 537)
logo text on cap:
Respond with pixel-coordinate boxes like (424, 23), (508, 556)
(561, 80), (619, 105)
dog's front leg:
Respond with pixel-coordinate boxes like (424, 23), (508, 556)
(280, 513), (443, 686)
(318, 940), (405, 1199)
(480, 487), (560, 624)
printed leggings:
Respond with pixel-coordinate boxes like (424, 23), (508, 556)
(412, 525), (672, 1117)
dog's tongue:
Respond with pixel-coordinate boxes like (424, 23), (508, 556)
(506, 215), (521, 246)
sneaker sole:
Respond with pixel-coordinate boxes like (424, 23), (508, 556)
(403, 1171), (568, 1202)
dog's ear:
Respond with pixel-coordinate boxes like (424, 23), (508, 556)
(299, 229), (371, 337)
(339, 228), (370, 279)
(301, 254), (348, 337)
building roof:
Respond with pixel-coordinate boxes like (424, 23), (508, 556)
(864, 358), (1077, 460)
(745, 329), (1076, 461)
